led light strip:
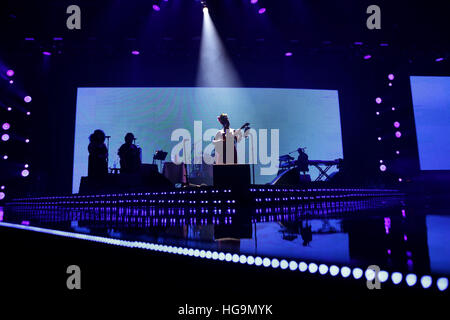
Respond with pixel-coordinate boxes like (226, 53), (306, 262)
(0, 221), (447, 292)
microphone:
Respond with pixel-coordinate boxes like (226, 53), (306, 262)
(105, 136), (111, 138)
(240, 122), (250, 130)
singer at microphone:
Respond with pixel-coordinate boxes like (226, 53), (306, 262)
(213, 113), (250, 164)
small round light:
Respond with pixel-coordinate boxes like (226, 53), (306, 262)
(285, 52), (293, 57)
(375, 97), (382, 104)
(405, 274), (417, 286)
(379, 160), (383, 163)
(152, 4), (160, 11)
(24, 164), (29, 168)
(2, 123), (10, 130)
(378, 137), (382, 141)
(341, 266), (351, 278)
(43, 51), (51, 56)
(437, 278), (448, 291)
(247, 256), (255, 265)
(299, 262), (308, 272)
(25, 139), (30, 143)
(380, 164), (387, 172)
(271, 258), (280, 268)
(21, 169), (30, 177)
(6, 70), (14, 77)
(376, 111), (380, 115)
(24, 96), (32, 103)
(329, 265), (339, 276)
(254, 257), (262, 266)
(27, 111), (31, 116)
(250, 0), (258, 3)
(0, 192), (5, 200)
(394, 121), (400, 128)
(388, 74), (394, 80)
(7, 107), (12, 111)
(365, 269), (375, 281)
(280, 260), (288, 269)
(396, 150), (400, 155)
(289, 261), (298, 271)
(1, 134), (10, 141)
(131, 50), (140, 55)
(352, 268), (363, 279)
(392, 272), (402, 284)
(0, 186), (4, 190)
(395, 131), (402, 138)
(263, 257), (271, 267)
(9, 80), (13, 84)
(378, 271), (389, 282)
(203, 7), (208, 13)
(398, 178), (403, 182)
(420, 276), (432, 289)
(308, 263), (318, 273)
(258, 8), (266, 14)
(363, 54), (372, 60)
(388, 82), (393, 86)
(239, 255), (247, 264)
(3, 155), (7, 160)
(319, 264), (328, 275)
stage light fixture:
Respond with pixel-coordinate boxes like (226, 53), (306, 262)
(9, 80), (13, 84)
(308, 263), (318, 273)
(24, 164), (29, 168)
(21, 169), (30, 177)
(396, 150), (400, 154)
(394, 121), (400, 128)
(25, 138), (30, 143)
(395, 131), (402, 138)
(0, 192), (5, 200)
(131, 50), (140, 55)
(435, 57), (444, 62)
(318, 264), (328, 275)
(352, 268), (363, 279)
(405, 274), (417, 286)
(363, 54), (372, 60)
(258, 8), (266, 14)
(377, 137), (382, 141)
(299, 262), (308, 272)
(6, 70), (14, 77)
(378, 271), (389, 282)
(2, 123), (10, 130)
(379, 165), (386, 171)
(3, 155), (7, 160)
(153, 5), (160, 11)
(285, 52), (293, 56)
(375, 97), (382, 104)
(43, 51), (51, 56)
(388, 74), (394, 80)
(388, 82), (392, 86)
(7, 107), (12, 111)
(26, 112), (31, 116)
(24, 96), (32, 103)
(329, 265), (339, 276)
(251, 0), (258, 4)
(376, 111), (380, 115)
(1, 134), (10, 141)
(437, 278), (449, 291)
(340, 266), (351, 278)
(289, 261), (298, 271)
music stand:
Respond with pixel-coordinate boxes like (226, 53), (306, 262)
(153, 150), (168, 172)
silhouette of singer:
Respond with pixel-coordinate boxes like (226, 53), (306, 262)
(88, 129), (108, 179)
(213, 113), (248, 164)
(118, 132), (141, 174)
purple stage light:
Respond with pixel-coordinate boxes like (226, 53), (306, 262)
(258, 8), (266, 14)
(2, 155), (7, 160)
(43, 51), (51, 56)
(379, 160), (383, 164)
(363, 55), (372, 60)
(394, 121), (400, 128)
(392, 107), (396, 111)
(354, 42), (363, 45)
(21, 169), (29, 177)
(375, 97), (382, 104)
(0, 192), (5, 200)
(399, 178), (403, 182)
(6, 69), (14, 77)
(435, 57), (444, 62)
(131, 50), (140, 55)
(285, 52), (293, 56)
(388, 74), (395, 80)
(0, 186), (4, 190)
(395, 131), (402, 138)
(376, 111), (380, 115)
(1, 134), (10, 141)
(7, 107), (12, 111)
(53, 37), (63, 41)
(396, 150), (400, 155)
(380, 43), (389, 47)
(24, 96), (32, 103)
(27, 111), (31, 116)
(25, 138), (30, 143)
(2, 123), (10, 130)
(388, 82), (392, 86)
(380, 165), (387, 172)
(9, 80), (13, 84)
(25, 37), (35, 41)
(153, 4), (160, 11)
(251, 0), (258, 3)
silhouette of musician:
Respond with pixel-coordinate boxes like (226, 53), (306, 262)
(88, 129), (108, 179)
(297, 148), (309, 174)
(213, 113), (248, 164)
(118, 132), (141, 174)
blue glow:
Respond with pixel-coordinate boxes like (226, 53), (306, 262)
(437, 278), (448, 291)
(405, 274), (417, 286)
(329, 265), (339, 276)
(319, 264), (328, 275)
(392, 272), (402, 284)
(341, 266), (351, 278)
(420, 276), (432, 289)
(410, 76), (450, 170)
(352, 268), (363, 279)
(73, 88), (343, 192)
(299, 262), (308, 272)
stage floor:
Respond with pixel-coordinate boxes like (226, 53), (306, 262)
(1, 187), (449, 295)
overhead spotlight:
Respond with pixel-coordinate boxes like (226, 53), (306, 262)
(375, 97), (382, 104)
(251, 0), (258, 4)
(6, 70), (14, 77)
(388, 74), (395, 80)
(2, 123), (10, 130)
(1, 134), (9, 141)
(7, 107), (12, 111)
(24, 96), (32, 103)
(201, 0), (208, 13)
(285, 52), (293, 57)
(9, 80), (13, 84)
(0, 192), (5, 200)
(25, 138), (30, 143)
(258, 8), (266, 14)
(21, 169), (30, 177)
(435, 57), (444, 62)
(131, 50), (140, 55)
(363, 54), (372, 60)
(152, 4), (160, 11)
(42, 51), (51, 56)
(395, 131), (402, 138)
(380, 164), (387, 172)
(27, 111), (31, 116)
(3, 155), (7, 160)
(394, 121), (400, 128)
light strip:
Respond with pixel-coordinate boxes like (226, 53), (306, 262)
(0, 221), (446, 291)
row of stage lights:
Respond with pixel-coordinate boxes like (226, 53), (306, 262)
(0, 221), (447, 291)
(1, 68), (33, 201)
